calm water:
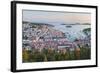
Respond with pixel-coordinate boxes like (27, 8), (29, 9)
(49, 22), (91, 41)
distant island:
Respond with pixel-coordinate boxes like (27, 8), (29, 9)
(61, 23), (90, 25)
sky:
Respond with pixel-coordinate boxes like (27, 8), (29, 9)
(22, 10), (91, 24)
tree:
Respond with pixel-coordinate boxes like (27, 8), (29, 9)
(22, 49), (30, 62)
(83, 28), (91, 37)
(33, 53), (45, 62)
(44, 55), (48, 61)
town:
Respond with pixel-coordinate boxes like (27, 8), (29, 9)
(22, 21), (91, 62)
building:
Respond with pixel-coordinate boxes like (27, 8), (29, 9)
(22, 21), (79, 52)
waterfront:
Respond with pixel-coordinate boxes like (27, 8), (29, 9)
(22, 22), (91, 62)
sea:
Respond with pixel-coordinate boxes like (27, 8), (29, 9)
(47, 22), (91, 42)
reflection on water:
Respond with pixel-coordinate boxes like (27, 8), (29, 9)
(49, 23), (91, 41)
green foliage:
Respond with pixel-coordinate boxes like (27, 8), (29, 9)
(22, 50), (31, 62)
(82, 28), (91, 36)
(22, 47), (91, 63)
(69, 51), (76, 60)
(32, 53), (45, 62)
(80, 47), (91, 59)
